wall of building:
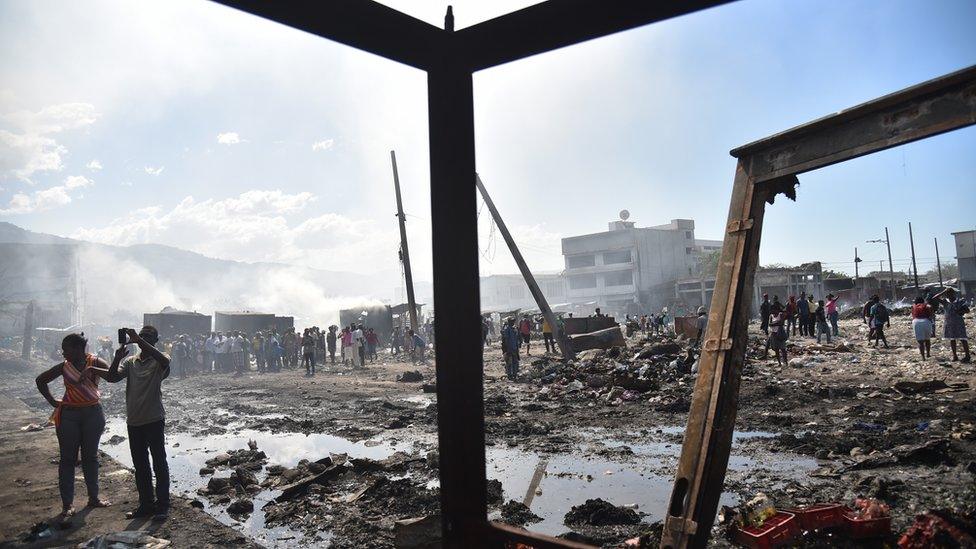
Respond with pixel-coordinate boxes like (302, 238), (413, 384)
(954, 231), (976, 297)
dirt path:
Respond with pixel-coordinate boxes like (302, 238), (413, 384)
(0, 391), (260, 548)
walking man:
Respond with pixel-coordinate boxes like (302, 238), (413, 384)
(501, 318), (520, 381)
(107, 326), (171, 521)
(825, 294), (840, 337)
(759, 294), (770, 335)
(542, 316), (556, 354)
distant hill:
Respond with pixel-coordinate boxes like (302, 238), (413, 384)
(0, 222), (402, 327)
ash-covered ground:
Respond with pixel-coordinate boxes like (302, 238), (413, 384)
(2, 313), (974, 548)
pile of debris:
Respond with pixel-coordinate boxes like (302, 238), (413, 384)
(523, 333), (696, 409)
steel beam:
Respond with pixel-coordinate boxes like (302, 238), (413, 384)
(732, 65), (976, 181)
(212, 0), (443, 70)
(456, 0), (732, 72)
(488, 522), (595, 549)
(427, 21), (488, 548)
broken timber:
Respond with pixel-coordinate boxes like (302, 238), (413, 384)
(476, 174), (575, 361)
(662, 65), (976, 549)
(391, 151), (420, 332)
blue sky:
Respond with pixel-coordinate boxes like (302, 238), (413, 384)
(1, 0), (973, 284)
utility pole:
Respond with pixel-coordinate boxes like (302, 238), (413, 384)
(475, 174), (575, 361)
(885, 226), (895, 301)
(21, 301), (34, 361)
(854, 247), (861, 280)
(391, 151), (418, 332)
(908, 222), (919, 290)
(935, 237), (944, 288)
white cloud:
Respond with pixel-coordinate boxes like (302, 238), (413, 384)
(144, 166), (164, 176)
(121, 180), (133, 187)
(217, 132), (242, 144)
(311, 139), (334, 151)
(0, 102), (99, 183)
(0, 174), (93, 214)
(72, 189), (397, 274)
(86, 159), (102, 170)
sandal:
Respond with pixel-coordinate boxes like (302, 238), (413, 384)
(87, 498), (111, 508)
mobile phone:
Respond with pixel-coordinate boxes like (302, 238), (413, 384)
(118, 328), (127, 345)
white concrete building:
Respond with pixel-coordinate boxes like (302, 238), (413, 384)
(561, 217), (711, 316)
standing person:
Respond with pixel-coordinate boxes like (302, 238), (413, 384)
(814, 300), (831, 344)
(229, 331), (245, 377)
(106, 326), (171, 520)
(911, 296), (935, 360)
(35, 333), (114, 524)
(869, 296), (891, 348)
(216, 332), (231, 373)
(767, 308), (788, 366)
(171, 335), (189, 379)
(327, 325), (338, 365)
(933, 287), (971, 362)
(204, 332), (217, 374)
(825, 294), (840, 337)
(518, 315), (532, 356)
(366, 328), (379, 363)
(253, 332), (266, 373)
(806, 295), (817, 337)
(410, 329), (427, 364)
(759, 294), (771, 335)
(542, 316), (556, 354)
(354, 324), (366, 368)
(501, 318), (520, 381)
(301, 328), (316, 376)
(391, 325), (402, 356)
(763, 296), (784, 358)
(694, 306), (708, 347)
(340, 327), (351, 366)
(785, 296), (798, 336)
(862, 296), (877, 340)
(796, 292), (810, 337)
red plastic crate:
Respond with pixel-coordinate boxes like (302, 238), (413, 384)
(786, 504), (845, 531)
(734, 512), (800, 549)
(842, 509), (892, 539)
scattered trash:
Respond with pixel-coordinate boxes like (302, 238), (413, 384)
(80, 531), (171, 548)
(564, 498), (640, 526)
(397, 370), (424, 383)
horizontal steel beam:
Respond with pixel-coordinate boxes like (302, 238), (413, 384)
(457, 0), (733, 72)
(212, 0), (443, 70)
(731, 64), (976, 182)
(487, 522), (596, 549)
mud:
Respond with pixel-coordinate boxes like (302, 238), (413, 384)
(1, 315), (974, 547)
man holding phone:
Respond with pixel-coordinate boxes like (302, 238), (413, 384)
(107, 326), (171, 520)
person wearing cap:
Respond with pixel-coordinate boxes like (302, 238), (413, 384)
(759, 294), (771, 335)
(106, 326), (171, 521)
(695, 306), (708, 347)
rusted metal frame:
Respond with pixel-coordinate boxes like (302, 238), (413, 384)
(212, 0), (443, 70)
(427, 26), (489, 547)
(488, 522), (596, 549)
(662, 163), (780, 549)
(457, 0), (733, 72)
(732, 64), (976, 182)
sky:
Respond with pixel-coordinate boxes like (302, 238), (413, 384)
(1, 0), (974, 289)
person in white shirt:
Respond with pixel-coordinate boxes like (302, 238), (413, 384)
(204, 333), (217, 374)
(216, 333), (231, 373)
(229, 332), (245, 376)
(352, 325), (364, 368)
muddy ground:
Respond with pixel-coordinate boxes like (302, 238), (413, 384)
(1, 314), (974, 548)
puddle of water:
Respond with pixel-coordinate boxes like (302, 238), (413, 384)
(101, 417), (415, 548)
(101, 417), (815, 544)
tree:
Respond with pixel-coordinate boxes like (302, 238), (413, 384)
(923, 262), (959, 281)
(700, 250), (720, 277)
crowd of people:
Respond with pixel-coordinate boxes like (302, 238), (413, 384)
(756, 287), (971, 365)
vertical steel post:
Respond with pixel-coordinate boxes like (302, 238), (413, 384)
(427, 6), (487, 546)
(909, 222), (919, 290)
(935, 238), (944, 288)
(885, 227), (895, 300)
(21, 301), (34, 361)
(391, 150), (420, 331)
(854, 247), (860, 281)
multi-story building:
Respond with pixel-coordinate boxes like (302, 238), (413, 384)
(561, 217), (711, 317)
(953, 230), (976, 297)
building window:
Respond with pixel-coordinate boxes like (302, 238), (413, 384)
(685, 231), (693, 239)
(569, 274), (597, 289)
(566, 254), (596, 268)
(686, 247), (694, 255)
(603, 250), (632, 264)
(603, 270), (633, 287)
(544, 282), (564, 297)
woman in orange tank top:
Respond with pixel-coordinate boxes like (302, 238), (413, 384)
(35, 333), (123, 523)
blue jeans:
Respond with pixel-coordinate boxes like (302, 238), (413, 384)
(56, 404), (105, 508)
(829, 311), (839, 336)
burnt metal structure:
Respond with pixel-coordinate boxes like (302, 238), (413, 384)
(211, 1), (976, 547)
